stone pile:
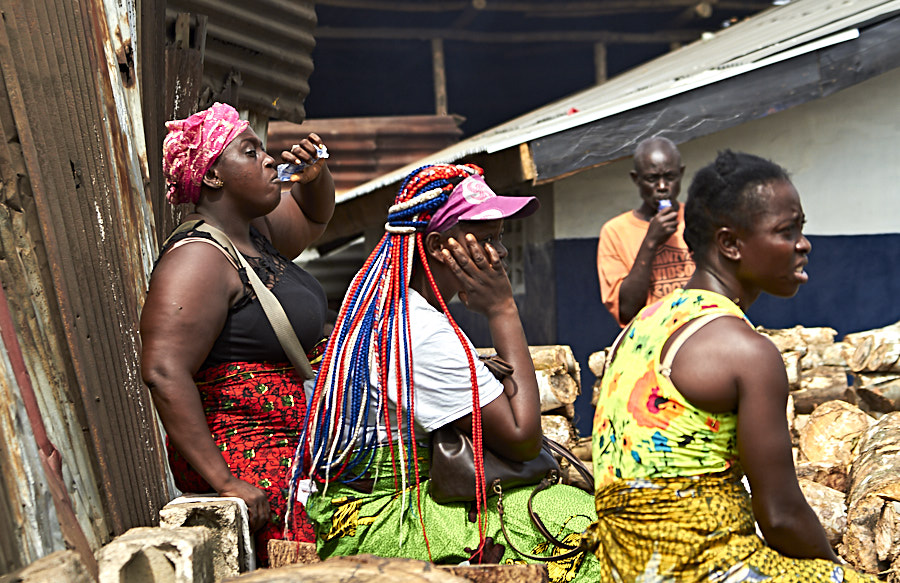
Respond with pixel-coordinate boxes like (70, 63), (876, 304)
(476, 344), (588, 488)
(477, 345), (583, 451)
(1, 498), (233, 583)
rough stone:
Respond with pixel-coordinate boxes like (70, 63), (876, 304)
(798, 478), (847, 547)
(231, 553), (549, 583)
(798, 400), (872, 466)
(440, 563), (548, 583)
(795, 460), (849, 493)
(97, 526), (214, 583)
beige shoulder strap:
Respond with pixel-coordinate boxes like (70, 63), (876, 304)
(191, 222), (316, 381)
(167, 237), (239, 270)
(659, 312), (735, 377)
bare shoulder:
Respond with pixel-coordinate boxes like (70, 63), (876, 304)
(699, 318), (788, 398)
(141, 239), (243, 379)
(668, 315), (784, 411)
(149, 238), (242, 301)
(678, 315), (776, 360)
(722, 318), (786, 375)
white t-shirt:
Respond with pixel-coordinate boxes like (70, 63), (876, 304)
(367, 289), (505, 443)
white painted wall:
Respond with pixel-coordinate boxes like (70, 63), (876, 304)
(555, 66), (900, 239)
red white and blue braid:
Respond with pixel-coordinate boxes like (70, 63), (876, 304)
(287, 163), (493, 553)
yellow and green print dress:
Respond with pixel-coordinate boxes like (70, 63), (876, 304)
(587, 288), (878, 582)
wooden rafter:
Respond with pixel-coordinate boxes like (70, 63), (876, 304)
(314, 26), (704, 44)
(314, 0), (772, 14)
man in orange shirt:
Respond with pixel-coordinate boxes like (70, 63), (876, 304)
(597, 137), (695, 326)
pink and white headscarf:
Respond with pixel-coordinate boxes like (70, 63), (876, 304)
(162, 102), (249, 205)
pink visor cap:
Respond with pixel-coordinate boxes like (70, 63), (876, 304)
(425, 175), (540, 233)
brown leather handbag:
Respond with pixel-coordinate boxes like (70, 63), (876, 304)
(428, 353), (594, 503)
(428, 426), (596, 562)
(428, 354), (597, 562)
(428, 424), (560, 504)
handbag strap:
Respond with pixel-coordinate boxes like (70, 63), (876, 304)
(478, 353), (514, 380)
(542, 437), (594, 494)
(494, 478), (591, 562)
(165, 220), (315, 381)
(525, 476), (579, 551)
(168, 237), (240, 270)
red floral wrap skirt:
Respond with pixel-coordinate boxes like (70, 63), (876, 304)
(166, 360), (318, 563)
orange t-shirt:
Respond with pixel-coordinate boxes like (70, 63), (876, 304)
(596, 208), (695, 326)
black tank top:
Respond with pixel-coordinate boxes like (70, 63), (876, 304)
(158, 223), (327, 370)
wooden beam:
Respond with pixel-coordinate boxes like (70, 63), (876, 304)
(468, 146), (534, 192)
(315, 26), (703, 44)
(195, 15), (208, 60)
(432, 38), (448, 116)
(316, 0), (470, 11)
(518, 143), (536, 183)
(671, 1), (715, 28)
(594, 42), (607, 84)
(318, 185), (396, 247)
(314, 0), (769, 15)
(175, 13), (191, 49)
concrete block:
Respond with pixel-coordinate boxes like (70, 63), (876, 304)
(97, 526), (214, 583)
(160, 496), (254, 578)
(0, 550), (94, 583)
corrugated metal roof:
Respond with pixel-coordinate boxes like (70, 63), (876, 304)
(165, 0), (316, 122)
(335, 0), (900, 202)
(268, 115), (463, 195)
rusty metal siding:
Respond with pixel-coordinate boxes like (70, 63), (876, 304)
(0, 0), (170, 568)
(0, 331), (63, 571)
(0, 10), (110, 571)
(165, 0), (317, 123)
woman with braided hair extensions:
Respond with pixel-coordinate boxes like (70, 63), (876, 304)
(288, 163), (599, 582)
(141, 103), (334, 564)
(586, 150), (877, 581)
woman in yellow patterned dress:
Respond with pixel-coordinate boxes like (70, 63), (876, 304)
(587, 150), (878, 582)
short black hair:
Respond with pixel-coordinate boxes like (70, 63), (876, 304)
(684, 150), (791, 258)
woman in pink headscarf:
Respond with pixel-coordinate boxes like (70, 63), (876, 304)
(140, 102), (334, 564)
